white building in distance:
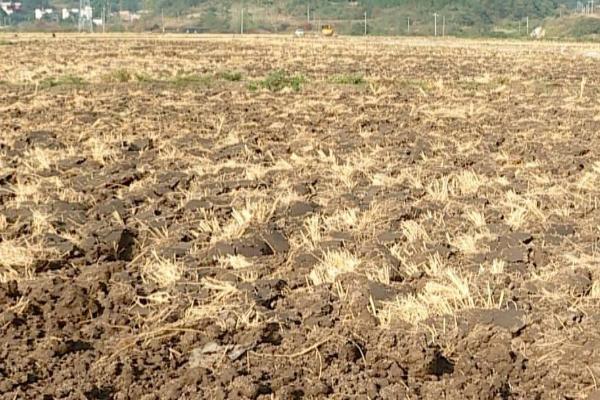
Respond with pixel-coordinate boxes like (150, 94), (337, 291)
(34, 8), (54, 20)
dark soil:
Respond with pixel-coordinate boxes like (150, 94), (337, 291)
(1, 35), (600, 399)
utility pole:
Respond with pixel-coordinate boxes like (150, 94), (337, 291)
(241, 8), (244, 34)
(442, 15), (445, 37)
(104, 1), (110, 33)
(78, 0), (92, 33)
(364, 11), (367, 36)
(102, 6), (105, 33)
(307, 3), (310, 24)
(161, 9), (164, 33)
(433, 12), (438, 37)
(526, 16), (529, 35)
(407, 16), (410, 35)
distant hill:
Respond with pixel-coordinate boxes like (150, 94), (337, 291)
(140, 0), (581, 36)
(544, 14), (600, 39)
(10, 0), (599, 37)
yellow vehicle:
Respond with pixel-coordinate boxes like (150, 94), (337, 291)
(321, 24), (334, 37)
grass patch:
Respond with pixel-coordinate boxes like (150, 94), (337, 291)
(218, 70), (243, 82)
(0, 39), (14, 46)
(457, 81), (486, 91)
(134, 72), (154, 82)
(107, 69), (132, 83)
(397, 78), (433, 92)
(171, 72), (212, 86)
(39, 74), (87, 88)
(329, 73), (365, 85)
(259, 70), (305, 92)
(495, 76), (510, 85)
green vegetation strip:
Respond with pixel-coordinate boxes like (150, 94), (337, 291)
(248, 70), (305, 92)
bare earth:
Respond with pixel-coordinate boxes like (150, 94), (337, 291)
(2, 34), (600, 399)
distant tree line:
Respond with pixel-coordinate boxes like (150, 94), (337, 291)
(8, 0), (585, 34)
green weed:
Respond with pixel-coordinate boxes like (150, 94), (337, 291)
(134, 72), (154, 82)
(219, 71), (243, 82)
(260, 70), (305, 92)
(171, 73), (211, 86)
(106, 69), (132, 83)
